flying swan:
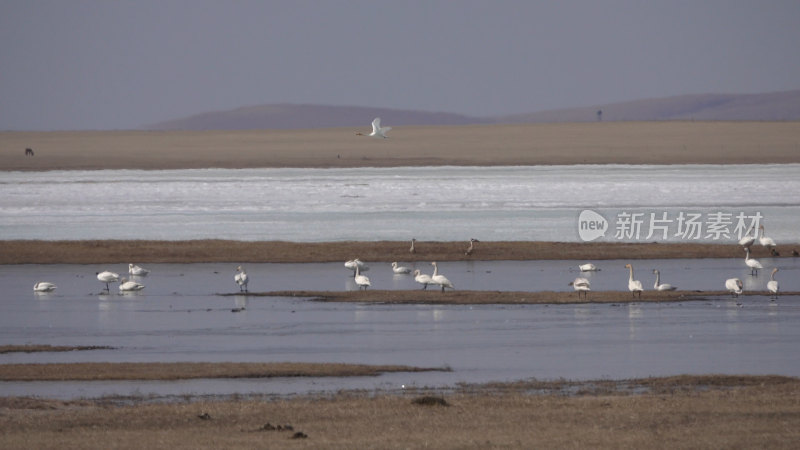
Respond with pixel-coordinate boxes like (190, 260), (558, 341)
(356, 117), (391, 138)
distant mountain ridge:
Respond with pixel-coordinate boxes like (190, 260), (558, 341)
(145, 90), (800, 130)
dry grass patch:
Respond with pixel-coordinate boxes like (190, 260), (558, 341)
(0, 362), (448, 382)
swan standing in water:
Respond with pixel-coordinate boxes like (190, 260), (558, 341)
(431, 262), (454, 292)
(413, 269), (432, 290)
(744, 248), (763, 276)
(235, 265), (249, 293)
(465, 238), (479, 256)
(128, 264), (150, 276)
(568, 277), (590, 299)
(767, 268), (779, 299)
(118, 277), (145, 292)
(624, 264), (643, 298)
(578, 263), (599, 272)
(758, 225), (776, 249)
(33, 282), (57, 292)
(725, 278), (743, 297)
(354, 265), (371, 290)
(345, 259), (369, 274)
(652, 269), (677, 291)
(391, 262), (412, 274)
(96, 270), (120, 292)
(356, 117), (391, 138)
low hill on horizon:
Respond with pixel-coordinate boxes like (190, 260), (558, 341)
(499, 90), (800, 123)
(144, 90), (800, 130)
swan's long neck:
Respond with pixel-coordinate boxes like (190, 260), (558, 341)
(410, 240), (415, 252)
(628, 266), (634, 282)
(654, 271), (660, 288)
(771, 270), (777, 281)
(467, 241), (474, 252)
(354, 266), (360, 277)
(745, 249), (751, 261)
(759, 227), (765, 239)
(432, 263), (439, 277)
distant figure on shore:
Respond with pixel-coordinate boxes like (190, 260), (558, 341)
(25, 148), (34, 156)
(409, 238), (417, 254)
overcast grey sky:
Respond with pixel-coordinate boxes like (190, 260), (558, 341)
(2, 1), (799, 130)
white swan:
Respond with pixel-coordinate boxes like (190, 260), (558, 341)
(128, 264), (150, 276)
(235, 265), (249, 292)
(725, 278), (743, 297)
(354, 265), (371, 290)
(409, 238), (416, 254)
(345, 259), (369, 274)
(96, 270), (120, 292)
(391, 262), (411, 274)
(652, 269), (677, 291)
(579, 263), (599, 272)
(465, 238), (479, 256)
(767, 268), (779, 299)
(118, 277), (145, 292)
(33, 282), (57, 292)
(758, 225), (776, 249)
(430, 262), (454, 292)
(744, 248), (763, 276)
(356, 117), (391, 138)
(568, 277), (590, 299)
(624, 264), (643, 298)
(738, 225), (757, 249)
(413, 269), (432, 290)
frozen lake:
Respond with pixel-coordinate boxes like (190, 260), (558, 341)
(2, 164), (799, 243)
(2, 258), (799, 399)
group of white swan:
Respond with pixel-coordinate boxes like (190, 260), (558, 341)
(571, 261), (780, 299)
(92, 264), (150, 293)
(412, 262), (454, 292)
(347, 259), (455, 292)
(740, 224), (781, 276)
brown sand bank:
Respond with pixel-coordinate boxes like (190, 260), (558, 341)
(1, 375), (798, 448)
(2, 121), (799, 171)
(0, 362), (446, 382)
(0, 240), (780, 265)
(0, 345), (113, 354)
(244, 289), (793, 305)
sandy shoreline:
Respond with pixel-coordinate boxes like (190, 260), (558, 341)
(2, 122), (800, 170)
(1, 375), (798, 448)
(0, 239), (789, 264)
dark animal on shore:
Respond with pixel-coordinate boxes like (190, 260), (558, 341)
(25, 148), (34, 156)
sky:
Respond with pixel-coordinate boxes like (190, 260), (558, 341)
(2, 0), (800, 131)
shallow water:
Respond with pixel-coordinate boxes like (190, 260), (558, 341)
(2, 165), (799, 242)
(2, 259), (799, 399)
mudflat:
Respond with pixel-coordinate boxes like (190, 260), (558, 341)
(1, 375), (798, 448)
(0, 239), (784, 264)
(2, 121), (800, 170)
